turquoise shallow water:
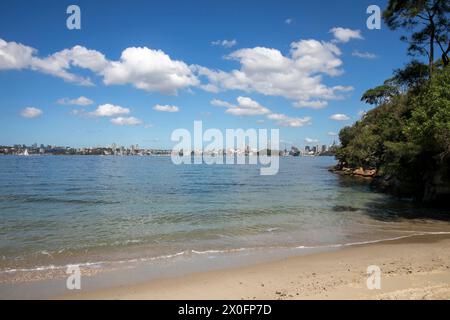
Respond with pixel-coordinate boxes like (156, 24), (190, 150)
(1, 155), (450, 281)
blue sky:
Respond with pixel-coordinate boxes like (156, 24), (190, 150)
(0, 0), (412, 149)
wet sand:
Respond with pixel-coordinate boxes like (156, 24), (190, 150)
(62, 233), (450, 300)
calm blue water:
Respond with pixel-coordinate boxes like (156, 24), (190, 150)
(1, 155), (450, 282)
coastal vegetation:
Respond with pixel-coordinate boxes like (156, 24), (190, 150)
(334, 0), (450, 204)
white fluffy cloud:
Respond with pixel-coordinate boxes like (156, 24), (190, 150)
(197, 39), (353, 107)
(102, 47), (198, 94)
(327, 131), (338, 136)
(57, 96), (94, 106)
(0, 39), (98, 85)
(294, 100), (328, 109)
(0, 38), (198, 93)
(20, 107), (42, 118)
(30, 45), (108, 86)
(229, 97), (271, 116)
(153, 104), (180, 112)
(91, 104), (130, 117)
(0, 39), (35, 69)
(1, 31), (357, 105)
(211, 96), (270, 116)
(30, 56), (92, 86)
(211, 97), (311, 128)
(290, 40), (343, 76)
(305, 137), (319, 143)
(352, 50), (377, 59)
(61, 45), (109, 72)
(267, 113), (312, 127)
(110, 116), (143, 126)
(330, 113), (350, 121)
(285, 18), (293, 25)
(330, 27), (363, 43)
(31, 45), (109, 86)
(211, 99), (235, 108)
(211, 39), (237, 48)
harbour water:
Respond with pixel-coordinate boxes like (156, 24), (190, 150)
(1, 155), (450, 297)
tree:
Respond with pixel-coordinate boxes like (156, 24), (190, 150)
(383, 0), (450, 75)
(361, 60), (432, 107)
(405, 68), (450, 159)
(392, 60), (429, 90)
(336, 66), (450, 203)
(338, 126), (356, 148)
(361, 84), (398, 105)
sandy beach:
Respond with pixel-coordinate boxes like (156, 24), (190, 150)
(62, 233), (450, 300)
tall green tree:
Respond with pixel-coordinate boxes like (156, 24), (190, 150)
(392, 60), (429, 90)
(360, 84), (398, 105)
(383, 0), (450, 75)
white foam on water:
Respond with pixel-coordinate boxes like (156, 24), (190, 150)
(2, 231), (450, 275)
(294, 231), (450, 249)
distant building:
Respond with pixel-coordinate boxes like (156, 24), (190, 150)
(290, 146), (300, 156)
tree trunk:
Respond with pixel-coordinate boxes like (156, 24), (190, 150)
(429, 26), (435, 76)
(443, 42), (450, 67)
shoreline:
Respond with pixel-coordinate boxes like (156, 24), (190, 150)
(61, 233), (450, 300)
(328, 164), (376, 179)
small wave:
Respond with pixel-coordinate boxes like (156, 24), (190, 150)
(0, 248), (252, 274)
(111, 239), (142, 246)
(191, 248), (247, 255)
(1, 261), (105, 274)
(21, 197), (119, 205)
(37, 250), (53, 258)
(294, 231), (450, 250)
(266, 227), (282, 232)
(2, 231), (450, 275)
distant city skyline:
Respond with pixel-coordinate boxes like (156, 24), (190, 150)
(0, 0), (413, 149)
(1, 141), (335, 158)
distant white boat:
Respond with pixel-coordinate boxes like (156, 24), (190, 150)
(19, 149), (29, 156)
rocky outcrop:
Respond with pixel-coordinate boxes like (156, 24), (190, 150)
(331, 160), (450, 206)
(329, 163), (377, 179)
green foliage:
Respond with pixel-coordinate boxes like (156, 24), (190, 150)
(336, 67), (450, 201)
(361, 84), (398, 105)
(336, 1), (449, 203)
(405, 67), (450, 155)
(383, 0), (450, 71)
(392, 60), (429, 90)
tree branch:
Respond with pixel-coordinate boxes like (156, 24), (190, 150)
(416, 14), (430, 21)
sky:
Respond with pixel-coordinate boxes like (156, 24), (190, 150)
(0, 0), (412, 149)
